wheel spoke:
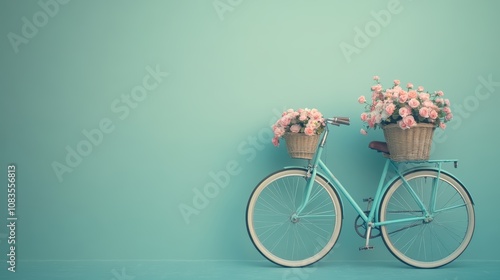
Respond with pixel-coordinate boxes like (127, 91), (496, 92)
(380, 170), (474, 268)
(246, 169), (342, 267)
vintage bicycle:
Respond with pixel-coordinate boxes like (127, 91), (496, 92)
(246, 117), (475, 268)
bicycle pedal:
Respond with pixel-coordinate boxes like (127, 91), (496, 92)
(359, 246), (374, 251)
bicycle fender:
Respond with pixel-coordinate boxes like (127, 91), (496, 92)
(389, 167), (475, 205)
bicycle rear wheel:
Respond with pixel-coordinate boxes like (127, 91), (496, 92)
(246, 168), (342, 267)
(379, 169), (475, 268)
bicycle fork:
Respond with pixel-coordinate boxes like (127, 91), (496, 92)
(294, 164), (318, 217)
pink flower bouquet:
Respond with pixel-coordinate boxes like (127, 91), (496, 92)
(272, 108), (326, 146)
(358, 76), (453, 134)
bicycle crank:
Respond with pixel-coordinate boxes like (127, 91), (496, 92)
(354, 212), (381, 239)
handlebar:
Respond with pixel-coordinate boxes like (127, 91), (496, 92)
(327, 117), (350, 126)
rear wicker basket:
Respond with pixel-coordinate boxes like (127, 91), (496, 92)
(382, 123), (435, 161)
(283, 133), (319, 160)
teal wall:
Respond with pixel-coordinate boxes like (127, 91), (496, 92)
(1, 0), (499, 262)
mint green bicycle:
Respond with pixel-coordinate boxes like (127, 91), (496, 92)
(246, 117), (475, 268)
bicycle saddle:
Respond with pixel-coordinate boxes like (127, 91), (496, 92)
(369, 141), (390, 155)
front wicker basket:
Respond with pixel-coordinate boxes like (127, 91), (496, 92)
(283, 133), (320, 160)
(382, 123), (435, 162)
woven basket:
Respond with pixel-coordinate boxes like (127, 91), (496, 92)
(382, 123), (435, 161)
(283, 133), (319, 160)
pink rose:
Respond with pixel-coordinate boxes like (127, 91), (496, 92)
(368, 114), (379, 128)
(371, 84), (382, 92)
(392, 89), (402, 100)
(273, 126), (285, 137)
(445, 99), (451, 106)
(304, 126), (315, 136)
(403, 115), (417, 127)
(419, 107), (430, 118)
(419, 93), (430, 101)
(398, 91), (408, 103)
(272, 137), (280, 147)
(372, 91), (383, 102)
(398, 120), (409, 130)
(393, 86), (402, 92)
(358, 96), (366, 104)
(361, 112), (368, 121)
(399, 107), (410, 117)
(385, 103), (396, 115)
(439, 123), (447, 130)
(290, 124), (301, 133)
(429, 110), (438, 120)
(360, 128), (367, 135)
(367, 119), (374, 128)
(319, 119), (325, 127)
(309, 109), (321, 119)
(408, 98), (420, 108)
(299, 113), (307, 121)
(373, 75), (380, 81)
(408, 90), (418, 99)
(436, 90), (444, 96)
(407, 83), (413, 89)
(417, 86), (424, 92)
(279, 116), (291, 127)
(308, 120), (319, 129)
(443, 107), (451, 114)
(422, 100), (434, 108)
(394, 79), (400, 86)
(311, 111), (322, 120)
(446, 113), (453, 121)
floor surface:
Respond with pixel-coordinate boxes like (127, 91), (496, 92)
(1, 260), (498, 280)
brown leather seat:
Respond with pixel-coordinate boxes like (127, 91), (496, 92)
(369, 141), (390, 154)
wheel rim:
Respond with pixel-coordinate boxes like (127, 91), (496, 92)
(247, 169), (342, 267)
(380, 170), (475, 268)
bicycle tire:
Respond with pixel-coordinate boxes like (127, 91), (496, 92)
(246, 168), (343, 267)
(379, 169), (475, 268)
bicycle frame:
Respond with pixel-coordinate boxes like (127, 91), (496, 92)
(294, 125), (459, 246)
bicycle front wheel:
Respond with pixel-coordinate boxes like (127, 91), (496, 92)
(246, 168), (343, 267)
(379, 169), (475, 268)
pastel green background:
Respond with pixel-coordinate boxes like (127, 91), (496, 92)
(1, 0), (499, 264)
